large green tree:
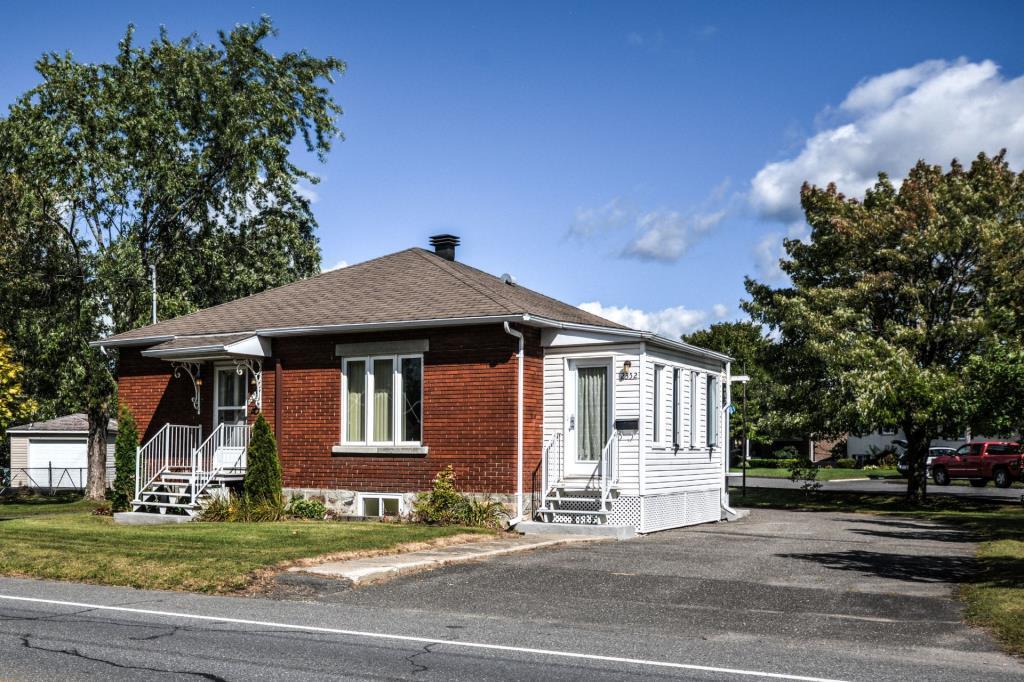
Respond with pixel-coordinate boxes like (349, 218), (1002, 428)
(745, 152), (1024, 501)
(0, 18), (344, 498)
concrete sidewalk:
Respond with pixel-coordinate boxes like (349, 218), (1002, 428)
(291, 534), (603, 585)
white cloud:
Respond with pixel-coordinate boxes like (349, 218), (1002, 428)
(569, 181), (732, 263)
(295, 182), (320, 204)
(750, 58), (1024, 223)
(712, 303), (729, 318)
(580, 301), (711, 338)
(753, 223), (810, 281)
(322, 259), (349, 273)
(568, 197), (631, 238)
(623, 208), (726, 262)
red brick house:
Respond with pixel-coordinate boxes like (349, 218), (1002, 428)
(97, 236), (736, 533)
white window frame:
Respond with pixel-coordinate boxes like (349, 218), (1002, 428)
(688, 370), (698, 448)
(672, 368), (681, 447)
(653, 364), (664, 443)
(341, 353), (424, 447)
(357, 492), (405, 517)
(213, 363), (250, 427)
(706, 375), (719, 448)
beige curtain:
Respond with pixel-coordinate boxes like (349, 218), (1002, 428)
(576, 366), (608, 461)
(373, 359), (394, 441)
(346, 361), (366, 441)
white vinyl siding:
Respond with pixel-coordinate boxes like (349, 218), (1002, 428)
(544, 343), (642, 495)
(642, 346), (726, 495)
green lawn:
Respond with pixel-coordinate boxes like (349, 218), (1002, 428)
(0, 496), (490, 593)
(731, 486), (1024, 657)
(0, 492), (100, 518)
(738, 467), (901, 480)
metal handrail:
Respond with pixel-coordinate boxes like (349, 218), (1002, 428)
(191, 423), (250, 505)
(135, 424), (203, 500)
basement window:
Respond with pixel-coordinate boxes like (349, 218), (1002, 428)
(359, 493), (403, 518)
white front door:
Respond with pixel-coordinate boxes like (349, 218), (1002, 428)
(214, 366), (248, 427)
(213, 366), (249, 469)
(565, 358), (612, 478)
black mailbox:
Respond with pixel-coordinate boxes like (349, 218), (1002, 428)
(614, 418), (639, 432)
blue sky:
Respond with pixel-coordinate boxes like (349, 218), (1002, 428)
(2, 1), (1023, 337)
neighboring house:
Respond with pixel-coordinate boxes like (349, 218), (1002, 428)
(6, 414), (117, 489)
(750, 436), (841, 463)
(846, 429), (974, 462)
(94, 235), (736, 533)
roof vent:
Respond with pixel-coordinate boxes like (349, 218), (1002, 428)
(429, 234), (460, 261)
(500, 273), (516, 286)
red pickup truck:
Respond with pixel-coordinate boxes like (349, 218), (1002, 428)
(930, 441), (1024, 488)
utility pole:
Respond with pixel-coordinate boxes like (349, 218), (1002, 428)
(150, 264), (157, 324)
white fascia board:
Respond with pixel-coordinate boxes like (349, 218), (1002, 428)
(528, 315), (731, 364)
(140, 344), (225, 359)
(225, 335), (271, 358)
(90, 335), (174, 349)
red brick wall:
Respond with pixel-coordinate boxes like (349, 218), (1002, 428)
(117, 323), (543, 494)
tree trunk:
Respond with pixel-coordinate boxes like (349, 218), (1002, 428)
(903, 427), (930, 503)
(85, 408), (109, 500)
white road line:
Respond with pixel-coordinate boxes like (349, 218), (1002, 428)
(0, 593), (849, 682)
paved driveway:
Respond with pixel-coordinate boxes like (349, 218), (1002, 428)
(0, 510), (1020, 681)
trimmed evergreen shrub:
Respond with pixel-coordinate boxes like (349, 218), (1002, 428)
(110, 405), (139, 512)
(746, 457), (798, 469)
(242, 414), (282, 507)
(835, 457), (858, 469)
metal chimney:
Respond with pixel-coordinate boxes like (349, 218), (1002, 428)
(429, 234), (460, 261)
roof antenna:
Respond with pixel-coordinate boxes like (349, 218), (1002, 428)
(150, 264), (158, 324)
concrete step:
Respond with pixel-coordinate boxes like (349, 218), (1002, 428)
(115, 511), (193, 525)
(517, 521), (635, 540)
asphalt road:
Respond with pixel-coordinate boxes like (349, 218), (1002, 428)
(1, 509), (1020, 681)
(740, 475), (1024, 500)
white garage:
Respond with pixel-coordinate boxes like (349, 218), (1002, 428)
(6, 414), (117, 490)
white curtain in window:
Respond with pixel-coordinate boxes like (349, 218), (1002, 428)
(576, 366), (608, 462)
(346, 361), (366, 442)
(373, 359), (394, 441)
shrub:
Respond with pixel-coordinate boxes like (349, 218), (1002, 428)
(771, 446), (799, 460)
(835, 457), (857, 469)
(747, 457), (798, 469)
(413, 466), (467, 525)
(462, 498), (508, 528)
(197, 491), (285, 522)
(109, 405), (139, 512)
(288, 496), (328, 520)
(788, 453), (821, 494)
(243, 415), (282, 507)
(879, 452), (897, 468)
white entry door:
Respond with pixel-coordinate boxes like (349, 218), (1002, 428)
(213, 366), (249, 469)
(214, 366), (249, 427)
(565, 358), (612, 478)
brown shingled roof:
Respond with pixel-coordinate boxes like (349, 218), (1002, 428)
(103, 248), (628, 343)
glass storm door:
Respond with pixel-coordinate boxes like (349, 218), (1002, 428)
(566, 360), (611, 478)
(215, 367), (248, 427)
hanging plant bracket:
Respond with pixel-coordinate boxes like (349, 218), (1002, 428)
(171, 361), (202, 414)
(234, 358), (263, 412)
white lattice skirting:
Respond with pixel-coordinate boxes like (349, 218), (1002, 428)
(641, 489), (720, 533)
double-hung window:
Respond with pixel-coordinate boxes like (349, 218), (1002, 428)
(653, 364), (664, 443)
(343, 354), (423, 446)
(706, 375), (719, 448)
(672, 368), (681, 446)
(688, 371), (698, 447)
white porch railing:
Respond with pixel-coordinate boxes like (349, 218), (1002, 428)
(135, 424), (203, 500)
(541, 430), (618, 494)
(191, 423), (251, 505)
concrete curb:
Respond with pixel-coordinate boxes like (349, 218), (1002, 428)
(291, 535), (602, 585)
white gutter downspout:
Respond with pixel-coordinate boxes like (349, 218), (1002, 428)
(503, 322), (525, 525)
(721, 360), (741, 520)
